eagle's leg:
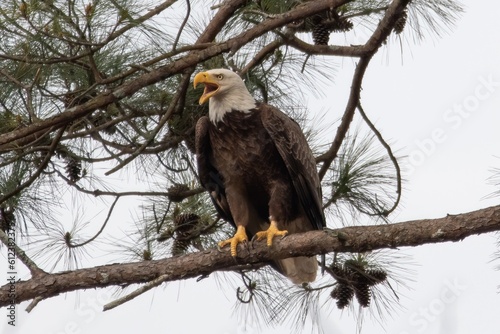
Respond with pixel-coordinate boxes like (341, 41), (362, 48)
(255, 219), (288, 246)
(218, 225), (248, 257)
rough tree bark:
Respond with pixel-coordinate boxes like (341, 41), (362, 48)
(1, 204), (499, 308)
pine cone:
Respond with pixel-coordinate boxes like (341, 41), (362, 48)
(143, 249), (152, 261)
(330, 263), (351, 282)
(331, 284), (354, 309)
(312, 23), (330, 45)
(65, 157), (82, 183)
(366, 268), (388, 285)
(354, 282), (371, 307)
(174, 213), (199, 234)
(330, 263), (343, 276)
(171, 240), (189, 256)
(0, 208), (15, 232)
(168, 184), (190, 202)
(171, 213), (200, 255)
(394, 10), (407, 35)
(330, 17), (353, 33)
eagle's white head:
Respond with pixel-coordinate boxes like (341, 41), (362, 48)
(193, 69), (256, 123)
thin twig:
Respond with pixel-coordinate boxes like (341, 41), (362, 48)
(357, 102), (401, 217)
(101, 0), (178, 47)
(25, 296), (43, 313)
(172, 0), (191, 51)
(68, 197), (120, 248)
(24, 67), (42, 122)
(103, 274), (169, 311)
(0, 127), (65, 204)
(56, 169), (204, 198)
(236, 271), (255, 303)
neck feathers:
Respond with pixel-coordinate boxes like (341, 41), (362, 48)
(209, 89), (256, 124)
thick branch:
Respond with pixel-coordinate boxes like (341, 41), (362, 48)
(2, 204), (500, 308)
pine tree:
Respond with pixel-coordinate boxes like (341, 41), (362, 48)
(1, 1), (492, 333)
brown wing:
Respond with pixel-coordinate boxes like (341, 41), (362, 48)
(195, 116), (235, 227)
(259, 103), (325, 230)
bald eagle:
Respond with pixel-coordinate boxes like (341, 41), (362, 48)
(193, 69), (325, 284)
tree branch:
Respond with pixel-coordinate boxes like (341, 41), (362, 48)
(102, 274), (169, 311)
(317, 55), (371, 179)
(2, 204), (500, 308)
(240, 39), (284, 76)
(357, 101), (402, 216)
(0, 230), (45, 278)
(316, 0), (410, 179)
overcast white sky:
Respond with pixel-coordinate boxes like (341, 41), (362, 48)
(2, 1), (500, 333)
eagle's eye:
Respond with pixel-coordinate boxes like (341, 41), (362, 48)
(216, 74), (224, 80)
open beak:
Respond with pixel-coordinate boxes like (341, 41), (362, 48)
(193, 72), (220, 105)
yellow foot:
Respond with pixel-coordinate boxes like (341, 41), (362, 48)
(218, 225), (248, 257)
(255, 220), (288, 246)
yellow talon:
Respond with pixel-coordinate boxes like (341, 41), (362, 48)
(255, 220), (288, 246)
(218, 225), (248, 256)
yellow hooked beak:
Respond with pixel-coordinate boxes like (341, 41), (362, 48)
(193, 72), (220, 105)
